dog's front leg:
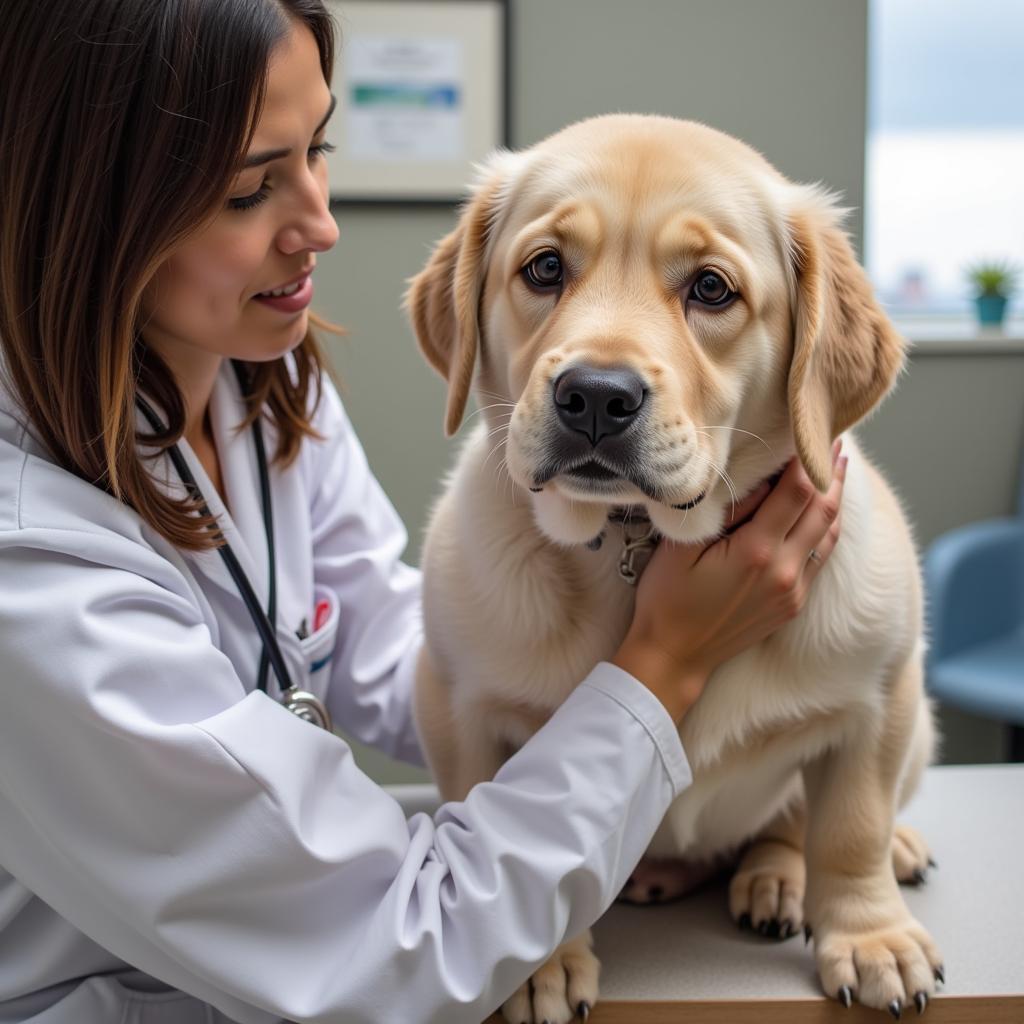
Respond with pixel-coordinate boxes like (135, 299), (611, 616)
(413, 647), (509, 802)
(802, 670), (944, 1016)
(416, 652), (600, 1023)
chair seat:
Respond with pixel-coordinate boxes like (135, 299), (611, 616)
(929, 627), (1024, 724)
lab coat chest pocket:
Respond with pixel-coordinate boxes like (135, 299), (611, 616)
(297, 584), (339, 692)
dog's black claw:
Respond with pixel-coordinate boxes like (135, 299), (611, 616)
(804, 924), (813, 944)
(780, 921), (794, 940)
(757, 919), (769, 936)
(648, 885), (664, 902)
(934, 965), (945, 985)
(739, 913), (752, 931)
(577, 1001), (591, 1023)
(914, 991), (928, 1015)
(911, 868), (927, 886)
(889, 998), (902, 1019)
(767, 919), (781, 939)
(838, 986), (852, 1008)
(927, 857), (938, 868)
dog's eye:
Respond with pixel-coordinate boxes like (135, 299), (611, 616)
(691, 270), (734, 306)
(523, 251), (563, 289)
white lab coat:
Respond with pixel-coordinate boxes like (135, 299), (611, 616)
(0, 360), (693, 1024)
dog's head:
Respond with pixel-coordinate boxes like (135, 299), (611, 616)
(406, 115), (904, 545)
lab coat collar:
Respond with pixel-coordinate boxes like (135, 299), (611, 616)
(137, 362), (271, 615)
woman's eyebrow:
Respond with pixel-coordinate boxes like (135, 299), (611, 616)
(242, 94), (337, 169)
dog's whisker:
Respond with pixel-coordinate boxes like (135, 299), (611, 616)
(467, 403), (516, 418)
(690, 448), (738, 517)
(485, 421), (513, 440)
(489, 451), (511, 505)
(474, 388), (515, 406)
(486, 440), (514, 505)
(472, 400), (516, 410)
(483, 436), (507, 468)
(463, 403), (516, 426)
(698, 424), (774, 454)
(482, 436), (509, 481)
(502, 460), (515, 505)
(711, 461), (739, 515)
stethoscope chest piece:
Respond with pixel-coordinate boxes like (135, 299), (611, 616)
(282, 688), (333, 732)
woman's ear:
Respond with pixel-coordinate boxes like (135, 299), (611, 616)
(785, 188), (906, 489)
(405, 162), (510, 437)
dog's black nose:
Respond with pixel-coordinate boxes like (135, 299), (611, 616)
(553, 366), (647, 446)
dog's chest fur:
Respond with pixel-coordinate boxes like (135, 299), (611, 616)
(421, 429), (921, 858)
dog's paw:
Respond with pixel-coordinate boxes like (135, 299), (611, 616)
(500, 933), (599, 1024)
(618, 854), (728, 905)
(815, 917), (944, 1016)
(892, 823), (936, 886)
(728, 839), (805, 939)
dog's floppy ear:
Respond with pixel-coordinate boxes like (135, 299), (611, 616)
(784, 188), (906, 490)
(405, 166), (507, 437)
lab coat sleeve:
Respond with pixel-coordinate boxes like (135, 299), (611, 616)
(0, 528), (692, 1024)
(306, 378), (426, 766)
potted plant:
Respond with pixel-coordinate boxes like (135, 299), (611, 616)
(965, 259), (1019, 327)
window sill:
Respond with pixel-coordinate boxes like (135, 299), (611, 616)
(894, 316), (1024, 355)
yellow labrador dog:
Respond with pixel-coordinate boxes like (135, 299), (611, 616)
(406, 115), (942, 1022)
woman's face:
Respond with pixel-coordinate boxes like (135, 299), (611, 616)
(141, 20), (339, 375)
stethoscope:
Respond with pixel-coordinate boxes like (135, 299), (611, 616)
(135, 361), (333, 731)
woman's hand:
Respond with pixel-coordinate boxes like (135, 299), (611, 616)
(612, 444), (847, 723)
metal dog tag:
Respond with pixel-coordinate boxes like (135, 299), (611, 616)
(618, 524), (659, 585)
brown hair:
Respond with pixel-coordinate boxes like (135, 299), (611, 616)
(0, 0), (340, 550)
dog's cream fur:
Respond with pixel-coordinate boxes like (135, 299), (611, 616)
(406, 115), (942, 1023)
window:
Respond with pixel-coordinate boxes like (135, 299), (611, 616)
(866, 0), (1024, 315)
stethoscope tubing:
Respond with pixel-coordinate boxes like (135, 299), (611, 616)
(133, 363), (294, 697)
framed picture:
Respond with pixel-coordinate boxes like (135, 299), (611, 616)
(324, 0), (509, 204)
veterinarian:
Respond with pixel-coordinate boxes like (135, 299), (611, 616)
(0, 2), (846, 1022)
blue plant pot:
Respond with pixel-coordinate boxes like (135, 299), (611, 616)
(975, 294), (1008, 326)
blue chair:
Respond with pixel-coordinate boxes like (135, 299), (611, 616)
(924, 455), (1024, 761)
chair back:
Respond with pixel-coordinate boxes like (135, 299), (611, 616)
(1017, 430), (1024, 517)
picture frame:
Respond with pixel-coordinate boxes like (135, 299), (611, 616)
(324, 0), (510, 204)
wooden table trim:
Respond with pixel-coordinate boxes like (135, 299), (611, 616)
(570, 995), (1024, 1023)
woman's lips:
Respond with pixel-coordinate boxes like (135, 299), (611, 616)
(252, 274), (313, 313)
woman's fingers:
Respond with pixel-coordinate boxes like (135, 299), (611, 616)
(784, 454), (847, 566)
(722, 480), (773, 533)
(751, 441), (841, 542)
(803, 507), (842, 581)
